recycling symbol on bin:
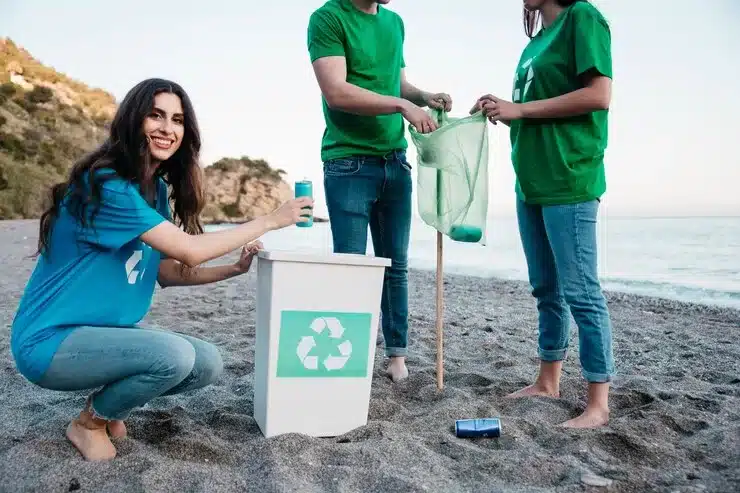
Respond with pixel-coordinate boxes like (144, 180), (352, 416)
(296, 317), (353, 371)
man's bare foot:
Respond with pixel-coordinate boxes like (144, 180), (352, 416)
(559, 406), (609, 429)
(107, 420), (127, 439)
(505, 383), (560, 399)
(66, 418), (116, 461)
(385, 357), (409, 382)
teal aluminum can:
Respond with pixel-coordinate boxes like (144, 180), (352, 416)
(294, 179), (313, 227)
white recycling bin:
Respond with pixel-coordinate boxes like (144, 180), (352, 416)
(253, 249), (391, 438)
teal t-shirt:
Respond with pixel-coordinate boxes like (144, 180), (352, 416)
(307, 0), (407, 161)
(10, 172), (169, 383)
(510, 1), (612, 205)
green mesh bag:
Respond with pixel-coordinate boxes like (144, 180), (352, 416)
(408, 108), (490, 245)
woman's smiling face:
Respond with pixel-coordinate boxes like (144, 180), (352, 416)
(142, 92), (184, 163)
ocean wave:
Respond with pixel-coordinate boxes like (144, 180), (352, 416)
(600, 278), (740, 309)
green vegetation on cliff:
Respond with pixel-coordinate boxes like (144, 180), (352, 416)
(0, 37), (115, 218)
(210, 156), (287, 181)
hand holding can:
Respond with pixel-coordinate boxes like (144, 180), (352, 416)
(294, 179), (313, 228)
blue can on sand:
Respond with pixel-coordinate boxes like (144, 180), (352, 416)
(294, 179), (313, 227)
(455, 418), (501, 438)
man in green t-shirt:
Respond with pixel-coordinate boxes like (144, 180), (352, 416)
(307, 0), (452, 382)
(470, 0), (615, 429)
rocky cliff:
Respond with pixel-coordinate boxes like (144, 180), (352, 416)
(0, 38), (302, 225)
(200, 156), (293, 224)
(0, 37), (115, 218)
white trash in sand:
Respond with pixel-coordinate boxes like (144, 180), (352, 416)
(253, 250), (390, 438)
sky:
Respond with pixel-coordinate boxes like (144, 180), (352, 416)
(1, 0), (739, 218)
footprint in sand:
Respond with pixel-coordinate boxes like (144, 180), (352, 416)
(693, 370), (740, 386)
(206, 412), (259, 441)
(684, 395), (723, 414)
(597, 431), (662, 467)
(659, 414), (710, 436)
(611, 389), (656, 412)
(446, 372), (494, 388)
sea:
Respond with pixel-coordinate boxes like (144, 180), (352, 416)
(208, 215), (740, 310)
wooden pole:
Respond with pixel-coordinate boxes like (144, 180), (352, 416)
(436, 230), (444, 391)
(433, 110), (445, 391)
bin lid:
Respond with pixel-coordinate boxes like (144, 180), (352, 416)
(257, 249), (391, 267)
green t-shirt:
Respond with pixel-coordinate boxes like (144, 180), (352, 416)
(510, 1), (612, 205)
(307, 0), (407, 162)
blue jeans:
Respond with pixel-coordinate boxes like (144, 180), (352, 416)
(36, 325), (224, 420)
(516, 199), (615, 383)
(323, 149), (412, 357)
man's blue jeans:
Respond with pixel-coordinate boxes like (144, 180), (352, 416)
(323, 150), (411, 357)
(516, 199), (615, 382)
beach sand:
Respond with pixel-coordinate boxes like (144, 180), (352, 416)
(1, 219), (738, 493)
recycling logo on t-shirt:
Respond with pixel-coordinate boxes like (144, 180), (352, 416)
(513, 56), (537, 103)
(276, 310), (372, 378)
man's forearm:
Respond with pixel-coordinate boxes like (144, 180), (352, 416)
(400, 80), (429, 108)
(158, 260), (241, 288)
(325, 81), (407, 116)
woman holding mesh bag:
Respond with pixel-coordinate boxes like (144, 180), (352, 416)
(471, 0), (615, 429)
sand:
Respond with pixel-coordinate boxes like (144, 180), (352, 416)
(0, 219), (738, 493)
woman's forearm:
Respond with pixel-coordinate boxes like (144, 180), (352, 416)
(520, 78), (611, 119)
(141, 195), (307, 268)
(158, 259), (241, 287)
(141, 215), (274, 268)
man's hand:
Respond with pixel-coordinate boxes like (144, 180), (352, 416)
(424, 92), (452, 112)
(401, 101), (439, 134)
(234, 240), (264, 274)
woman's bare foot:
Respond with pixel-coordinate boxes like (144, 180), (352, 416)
(66, 412), (116, 461)
(385, 357), (409, 382)
(560, 406), (609, 428)
(107, 420), (127, 439)
(506, 361), (562, 399)
(560, 381), (610, 429)
(505, 383), (560, 399)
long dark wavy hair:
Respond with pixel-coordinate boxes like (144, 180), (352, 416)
(37, 78), (205, 256)
(524, 0), (587, 38)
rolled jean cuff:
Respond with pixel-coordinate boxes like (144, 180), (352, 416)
(385, 346), (408, 358)
(538, 348), (567, 362)
(582, 369), (614, 383)
(90, 394), (131, 422)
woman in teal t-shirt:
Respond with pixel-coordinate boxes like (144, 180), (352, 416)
(11, 78), (313, 461)
(471, 0), (615, 428)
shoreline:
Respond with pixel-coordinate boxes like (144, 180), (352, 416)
(202, 218), (740, 311)
(1, 219), (739, 492)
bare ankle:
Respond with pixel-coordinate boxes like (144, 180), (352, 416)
(78, 409), (108, 430)
(534, 378), (559, 395)
(386, 357), (409, 382)
(107, 420), (127, 439)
